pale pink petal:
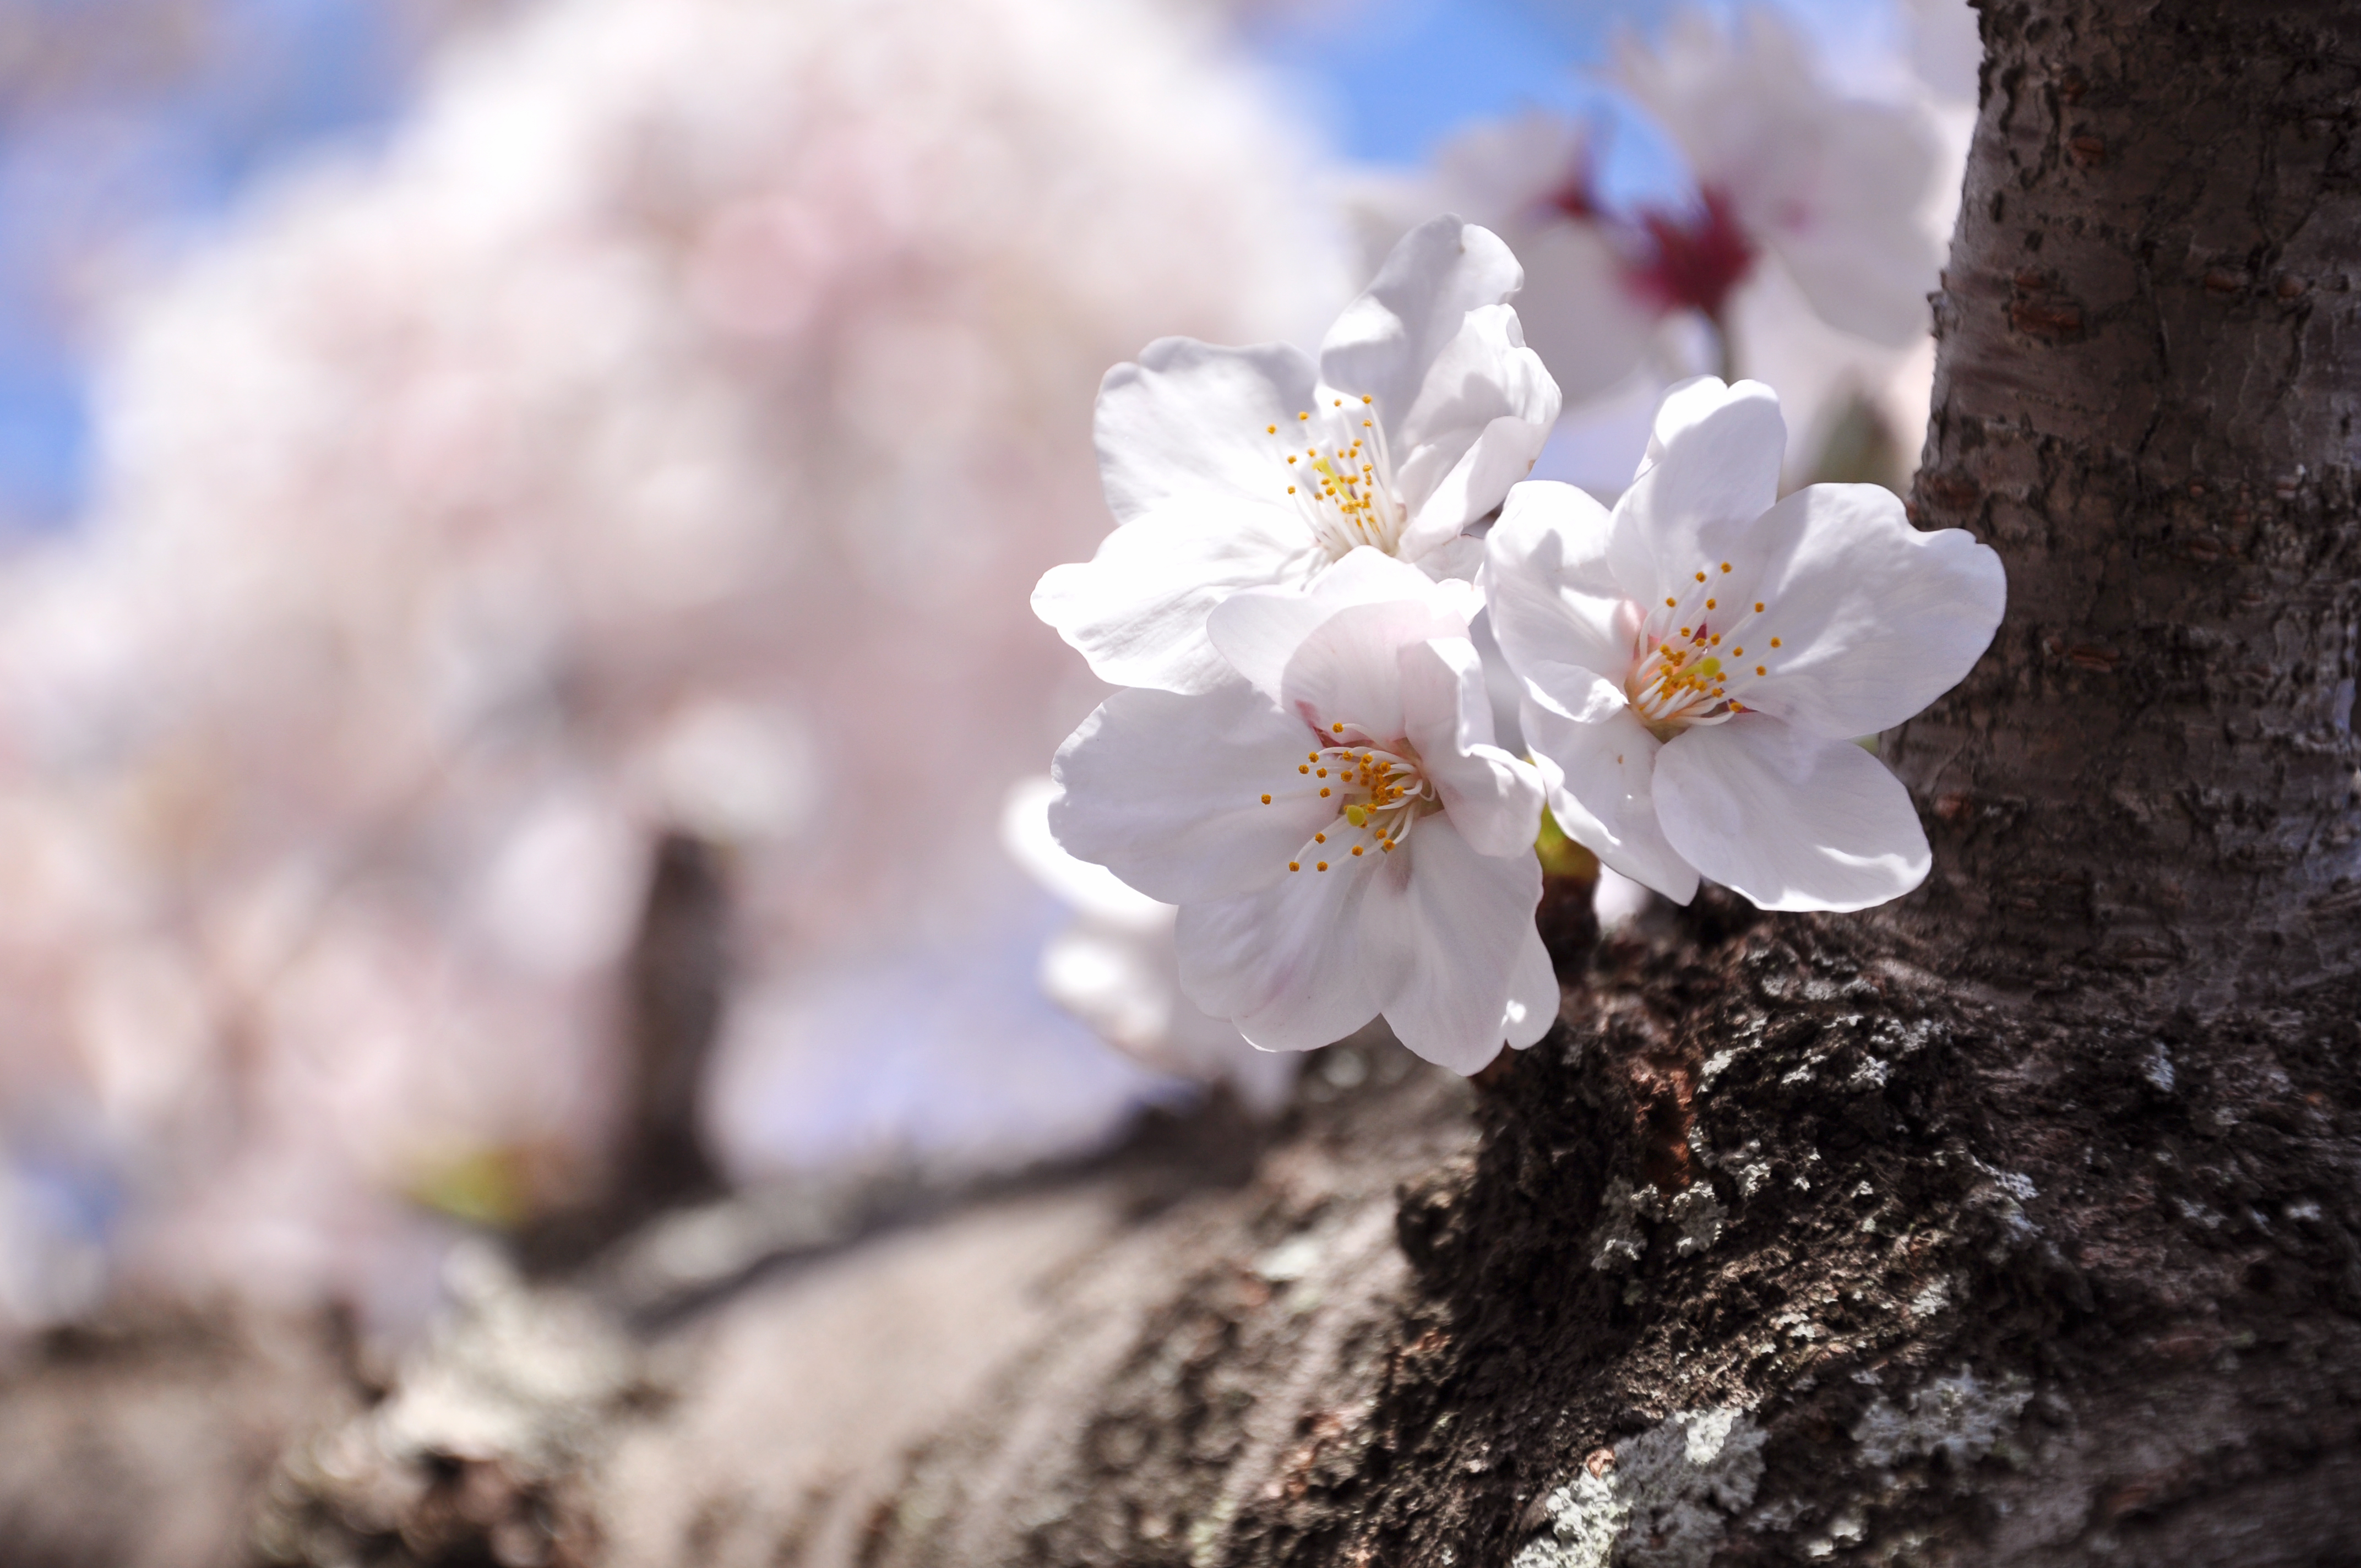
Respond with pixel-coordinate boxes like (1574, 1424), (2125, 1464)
(1652, 716), (1929, 912)
(1482, 478), (1634, 685)
(1519, 667), (1700, 903)
(1369, 816), (1547, 1073)
(1498, 919), (1560, 1051)
(1095, 336), (1320, 524)
(1271, 602), (1435, 746)
(1397, 637), (1542, 859)
(1389, 304), (1560, 554)
(1206, 546), (1460, 707)
(1174, 858), (1390, 1053)
(1318, 216), (1525, 455)
(1609, 377), (1786, 603)
(1416, 532), (1485, 584)
(1000, 776), (1167, 930)
(1033, 498), (1321, 695)
(1050, 682), (1330, 905)
(1718, 482), (2004, 738)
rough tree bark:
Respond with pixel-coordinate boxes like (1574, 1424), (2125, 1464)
(10, 4), (2360, 1566)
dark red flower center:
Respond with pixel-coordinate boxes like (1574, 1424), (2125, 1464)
(1628, 188), (1757, 321)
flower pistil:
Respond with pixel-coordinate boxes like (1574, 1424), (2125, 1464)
(1266, 395), (1407, 561)
(1270, 721), (1439, 869)
(1628, 560), (1781, 739)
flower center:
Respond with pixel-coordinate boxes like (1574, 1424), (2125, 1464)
(1625, 560), (1784, 741)
(1629, 187), (1757, 322)
(1263, 720), (1439, 873)
(1263, 395), (1410, 562)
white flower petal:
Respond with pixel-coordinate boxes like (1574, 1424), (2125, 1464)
(1767, 136), (1941, 347)
(1033, 497), (1320, 694)
(1499, 918), (1561, 1050)
(1040, 918), (1180, 1059)
(1415, 531), (1486, 585)
(1000, 775), (1168, 930)
(1652, 716), (1929, 912)
(1369, 816), (1548, 1073)
(1728, 482), (2005, 738)
(1519, 671), (1700, 904)
(1271, 602), (1443, 746)
(1389, 304), (1560, 554)
(1050, 681), (1329, 905)
(1174, 858), (1390, 1053)
(1095, 336), (1319, 525)
(1482, 479), (1634, 685)
(1206, 545), (1460, 708)
(1397, 636), (1542, 859)
(1513, 220), (1660, 406)
(1611, 377), (1787, 602)
(1319, 216), (1525, 455)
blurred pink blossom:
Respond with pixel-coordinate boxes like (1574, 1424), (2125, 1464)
(0, 0), (1348, 1333)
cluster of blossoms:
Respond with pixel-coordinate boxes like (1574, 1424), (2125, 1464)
(1038, 220), (2004, 1073)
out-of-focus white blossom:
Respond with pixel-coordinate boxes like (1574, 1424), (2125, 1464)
(1052, 549), (1553, 1074)
(1353, 7), (1962, 486)
(1033, 216), (1558, 694)
(1484, 378), (2003, 912)
(999, 777), (1295, 1117)
(0, 0), (1348, 1327)
(1614, 9), (1941, 351)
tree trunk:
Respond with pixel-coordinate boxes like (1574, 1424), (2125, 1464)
(20, 4), (2361, 1566)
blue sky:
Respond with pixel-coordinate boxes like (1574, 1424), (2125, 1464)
(1245, 0), (1902, 202)
(0, 0), (1902, 532)
(0, 0), (427, 530)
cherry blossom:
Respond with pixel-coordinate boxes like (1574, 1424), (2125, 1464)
(1033, 216), (1560, 694)
(1050, 549), (1554, 1074)
(1483, 378), (2003, 912)
(1348, 9), (1951, 480)
(1612, 9), (1943, 354)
